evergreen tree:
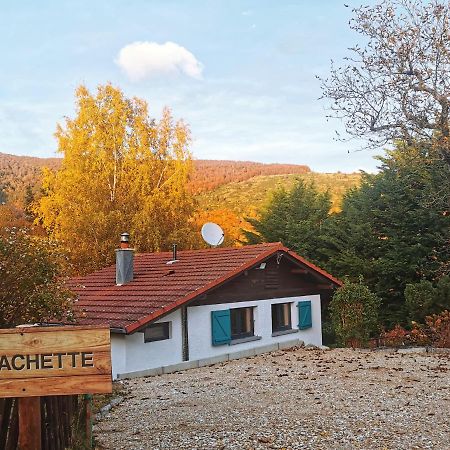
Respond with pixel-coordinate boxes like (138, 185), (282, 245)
(319, 145), (450, 326)
(242, 179), (331, 262)
(23, 185), (35, 222)
(405, 276), (450, 322)
(0, 187), (6, 205)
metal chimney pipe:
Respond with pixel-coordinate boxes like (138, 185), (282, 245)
(172, 243), (177, 261)
(116, 233), (134, 285)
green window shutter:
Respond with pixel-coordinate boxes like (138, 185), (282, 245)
(211, 309), (231, 346)
(298, 301), (312, 329)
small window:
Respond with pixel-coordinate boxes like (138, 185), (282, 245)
(144, 322), (170, 342)
(272, 303), (292, 333)
(230, 307), (254, 340)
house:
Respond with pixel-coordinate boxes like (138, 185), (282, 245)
(69, 237), (341, 379)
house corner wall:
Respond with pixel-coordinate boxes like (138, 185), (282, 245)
(111, 333), (126, 379)
(112, 309), (182, 378)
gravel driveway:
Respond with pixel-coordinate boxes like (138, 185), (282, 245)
(94, 348), (450, 450)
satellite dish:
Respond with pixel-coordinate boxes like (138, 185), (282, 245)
(201, 222), (225, 247)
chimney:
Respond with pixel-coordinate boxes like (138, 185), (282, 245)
(116, 233), (134, 285)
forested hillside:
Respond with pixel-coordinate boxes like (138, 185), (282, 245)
(0, 150), (358, 251)
(198, 172), (361, 217)
(0, 152), (60, 204)
(192, 172), (361, 246)
(0, 152), (311, 205)
(0, 150), (359, 247)
(189, 160), (310, 193)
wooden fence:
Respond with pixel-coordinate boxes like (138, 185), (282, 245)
(0, 395), (91, 450)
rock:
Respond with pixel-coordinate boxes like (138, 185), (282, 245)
(98, 403), (111, 418)
(110, 396), (124, 407)
(397, 347), (427, 354)
(96, 396), (124, 420)
(304, 343), (318, 350)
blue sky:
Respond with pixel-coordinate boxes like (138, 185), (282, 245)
(0, 1), (381, 172)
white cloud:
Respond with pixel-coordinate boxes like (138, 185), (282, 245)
(115, 41), (203, 81)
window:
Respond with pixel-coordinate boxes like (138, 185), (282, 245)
(272, 303), (292, 333)
(144, 322), (170, 342)
(211, 307), (261, 346)
(230, 307), (254, 339)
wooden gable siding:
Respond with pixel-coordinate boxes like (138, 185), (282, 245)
(189, 254), (334, 307)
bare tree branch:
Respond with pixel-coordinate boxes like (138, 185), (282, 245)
(320, 0), (450, 162)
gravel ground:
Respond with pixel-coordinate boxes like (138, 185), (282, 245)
(94, 348), (450, 450)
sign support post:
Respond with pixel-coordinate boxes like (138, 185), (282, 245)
(18, 397), (41, 450)
(85, 394), (93, 448)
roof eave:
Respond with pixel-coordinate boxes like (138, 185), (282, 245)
(124, 243), (285, 334)
(281, 247), (343, 287)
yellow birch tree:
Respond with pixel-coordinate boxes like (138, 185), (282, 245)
(36, 84), (196, 273)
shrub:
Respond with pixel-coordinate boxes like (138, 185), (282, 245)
(408, 322), (431, 346)
(379, 323), (431, 347)
(425, 310), (450, 348)
(330, 277), (381, 347)
(380, 324), (408, 347)
(380, 313), (450, 348)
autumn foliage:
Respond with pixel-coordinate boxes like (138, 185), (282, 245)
(425, 311), (450, 348)
(0, 152), (60, 206)
(34, 84), (196, 273)
(192, 208), (255, 247)
(380, 311), (450, 348)
(0, 153), (311, 207)
(0, 204), (29, 229)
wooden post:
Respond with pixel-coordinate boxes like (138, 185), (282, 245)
(85, 394), (93, 449)
(18, 397), (41, 450)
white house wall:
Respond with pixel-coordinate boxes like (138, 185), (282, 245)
(110, 333), (126, 378)
(111, 309), (182, 379)
(111, 295), (321, 379)
(187, 295), (322, 361)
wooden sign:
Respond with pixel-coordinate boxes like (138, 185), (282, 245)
(0, 325), (112, 398)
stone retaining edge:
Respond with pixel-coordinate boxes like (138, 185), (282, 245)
(117, 338), (306, 380)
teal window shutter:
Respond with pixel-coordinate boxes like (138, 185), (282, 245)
(298, 301), (312, 329)
(211, 309), (231, 345)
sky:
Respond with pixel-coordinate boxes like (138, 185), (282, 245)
(0, 1), (382, 173)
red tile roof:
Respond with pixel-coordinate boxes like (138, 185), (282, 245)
(68, 243), (341, 333)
